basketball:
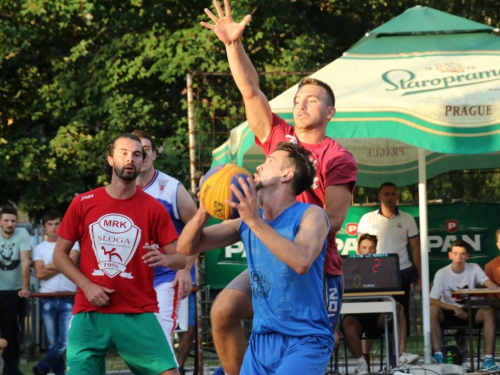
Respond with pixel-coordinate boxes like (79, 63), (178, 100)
(200, 163), (253, 220)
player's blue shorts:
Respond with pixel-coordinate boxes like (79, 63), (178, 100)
(188, 292), (196, 326)
(324, 274), (344, 331)
(241, 332), (332, 375)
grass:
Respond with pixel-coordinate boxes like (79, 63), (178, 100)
(20, 350), (198, 374)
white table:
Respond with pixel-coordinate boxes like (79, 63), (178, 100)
(341, 291), (404, 370)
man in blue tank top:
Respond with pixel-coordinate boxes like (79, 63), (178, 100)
(179, 142), (333, 375)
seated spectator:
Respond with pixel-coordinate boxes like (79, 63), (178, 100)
(341, 234), (419, 374)
(430, 239), (499, 371)
(484, 229), (500, 325)
(0, 338), (7, 373)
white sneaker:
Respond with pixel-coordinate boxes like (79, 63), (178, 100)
(462, 357), (472, 370)
(399, 352), (419, 365)
(355, 360), (369, 375)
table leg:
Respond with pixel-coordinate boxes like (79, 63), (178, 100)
(467, 299), (475, 371)
(385, 313), (390, 372)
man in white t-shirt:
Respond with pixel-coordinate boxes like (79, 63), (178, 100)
(430, 239), (499, 371)
(32, 210), (80, 375)
(357, 182), (421, 335)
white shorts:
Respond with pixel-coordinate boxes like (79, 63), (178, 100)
(155, 281), (181, 365)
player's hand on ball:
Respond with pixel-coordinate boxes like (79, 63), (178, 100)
(227, 177), (259, 224)
(199, 163), (252, 220)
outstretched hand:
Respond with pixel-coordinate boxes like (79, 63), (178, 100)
(201, 0), (251, 45)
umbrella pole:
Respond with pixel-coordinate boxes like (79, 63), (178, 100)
(418, 148), (432, 363)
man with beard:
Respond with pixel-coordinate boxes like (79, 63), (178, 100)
(200, 1), (357, 374)
(0, 206), (31, 375)
(179, 142), (333, 375)
(53, 133), (186, 375)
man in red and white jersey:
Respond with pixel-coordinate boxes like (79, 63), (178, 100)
(54, 133), (186, 375)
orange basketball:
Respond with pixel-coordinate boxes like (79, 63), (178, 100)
(200, 164), (253, 220)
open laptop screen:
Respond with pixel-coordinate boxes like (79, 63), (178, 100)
(341, 253), (402, 293)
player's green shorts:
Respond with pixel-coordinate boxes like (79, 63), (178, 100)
(66, 312), (177, 375)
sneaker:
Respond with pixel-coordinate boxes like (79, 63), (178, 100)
(462, 357), (472, 370)
(363, 353), (371, 372)
(432, 353), (444, 364)
(399, 352), (419, 365)
(212, 366), (225, 375)
(178, 367), (186, 375)
(355, 360), (369, 375)
(481, 358), (500, 373)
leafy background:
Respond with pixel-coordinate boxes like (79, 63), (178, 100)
(1, 0), (499, 220)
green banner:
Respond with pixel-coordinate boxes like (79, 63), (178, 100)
(205, 202), (500, 289)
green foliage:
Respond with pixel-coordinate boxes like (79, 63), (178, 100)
(1, 0), (499, 220)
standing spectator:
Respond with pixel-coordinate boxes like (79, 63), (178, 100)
(357, 182), (421, 335)
(430, 239), (499, 371)
(53, 133), (186, 375)
(199, 1), (357, 373)
(132, 129), (198, 370)
(32, 209), (80, 375)
(0, 206), (31, 375)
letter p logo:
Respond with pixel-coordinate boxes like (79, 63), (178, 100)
(446, 220), (458, 233)
(346, 223), (358, 236)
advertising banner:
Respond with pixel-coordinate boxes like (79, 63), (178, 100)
(205, 202), (500, 288)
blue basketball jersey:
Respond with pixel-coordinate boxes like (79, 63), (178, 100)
(143, 170), (195, 286)
(239, 202), (332, 340)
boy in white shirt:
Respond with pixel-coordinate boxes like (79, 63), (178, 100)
(430, 239), (499, 371)
(32, 210), (80, 375)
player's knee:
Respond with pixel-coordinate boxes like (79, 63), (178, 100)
(211, 290), (252, 328)
(341, 316), (358, 332)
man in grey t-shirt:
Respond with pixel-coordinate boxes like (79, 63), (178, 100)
(0, 206), (31, 375)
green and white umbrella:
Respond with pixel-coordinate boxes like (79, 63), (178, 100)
(210, 6), (500, 363)
(213, 6), (500, 187)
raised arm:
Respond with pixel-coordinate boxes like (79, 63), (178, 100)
(201, 0), (273, 142)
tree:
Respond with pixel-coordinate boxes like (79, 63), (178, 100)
(1, 0), (499, 219)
